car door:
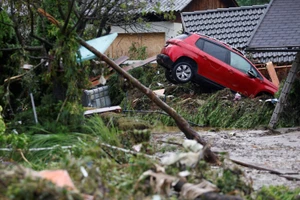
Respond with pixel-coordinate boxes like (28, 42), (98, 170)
(195, 39), (231, 87)
(227, 51), (264, 97)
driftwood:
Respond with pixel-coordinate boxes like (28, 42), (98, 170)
(230, 157), (299, 175)
(37, 9), (220, 164)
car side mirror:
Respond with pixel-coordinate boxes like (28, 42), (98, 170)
(247, 70), (257, 78)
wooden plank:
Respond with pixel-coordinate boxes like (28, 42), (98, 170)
(280, 175), (300, 181)
(230, 157), (298, 175)
(83, 106), (122, 116)
(90, 56), (129, 82)
(153, 89), (165, 97)
(266, 62), (280, 87)
(274, 65), (292, 69)
(122, 56), (157, 71)
(108, 56), (129, 71)
(93, 56), (156, 87)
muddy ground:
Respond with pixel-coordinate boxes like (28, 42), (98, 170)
(152, 127), (300, 191)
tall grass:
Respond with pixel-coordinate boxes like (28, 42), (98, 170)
(25, 133), (86, 168)
(82, 116), (120, 146)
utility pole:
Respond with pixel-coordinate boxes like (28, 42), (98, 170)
(268, 52), (300, 128)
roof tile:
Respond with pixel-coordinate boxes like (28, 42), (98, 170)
(181, 5), (296, 64)
(247, 0), (300, 50)
(144, 0), (193, 13)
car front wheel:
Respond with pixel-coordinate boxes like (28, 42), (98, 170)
(172, 62), (194, 83)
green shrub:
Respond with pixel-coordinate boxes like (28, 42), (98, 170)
(255, 185), (300, 200)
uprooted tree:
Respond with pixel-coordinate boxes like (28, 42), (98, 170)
(0, 0), (146, 120)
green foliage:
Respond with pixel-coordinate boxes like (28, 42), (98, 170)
(151, 0), (176, 21)
(128, 42), (147, 60)
(0, 13), (21, 109)
(0, 11), (15, 50)
(25, 133), (85, 167)
(164, 10), (176, 21)
(0, 106), (5, 134)
(197, 89), (274, 128)
(58, 156), (156, 199)
(216, 168), (252, 195)
(117, 116), (152, 130)
(8, 100), (85, 134)
(255, 185), (300, 200)
(1, 1), (89, 124)
(108, 64), (160, 106)
(107, 74), (126, 105)
(130, 129), (151, 143)
(0, 165), (83, 200)
(0, 130), (29, 163)
(0, 132), (29, 150)
(278, 78), (300, 127)
(82, 115), (120, 146)
(48, 30), (88, 99)
(120, 129), (151, 150)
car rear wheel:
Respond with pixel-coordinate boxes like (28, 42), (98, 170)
(165, 69), (178, 84)
(172, 62), (194, 83)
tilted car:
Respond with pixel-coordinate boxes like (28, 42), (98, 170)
(157, 33), (278, 98)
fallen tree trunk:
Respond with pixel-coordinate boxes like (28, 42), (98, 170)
(38, 8), (219, 164)
(77, 38), (219, 164)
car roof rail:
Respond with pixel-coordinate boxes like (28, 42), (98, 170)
(232, 47), (245, 56)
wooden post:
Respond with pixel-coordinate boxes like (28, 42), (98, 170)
(266, 61), (280, 87)
(269, 52), (300, 129)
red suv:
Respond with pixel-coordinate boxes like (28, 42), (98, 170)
(157, 33), (278, 97)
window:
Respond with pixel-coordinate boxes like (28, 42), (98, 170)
(196, 39), (228, 63)
(230, 52), (252, 74)
(195, 39), (204, 49)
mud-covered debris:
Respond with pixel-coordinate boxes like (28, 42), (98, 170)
(179, 180), (219, 199)
(182, 139), (203, 152)
(137, 165), (220, 199)
(160, 151), (204, 167)
(160, 141), (207, 167)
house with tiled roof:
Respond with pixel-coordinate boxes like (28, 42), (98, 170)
(108, 0), (238, 58)
(142, 0), (238, 23)
(246, 0), (300, 52)
(181, 5), (297, 66)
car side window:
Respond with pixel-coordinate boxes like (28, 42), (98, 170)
(196, 39), (228, 63)
(230, 52), (252, 74)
